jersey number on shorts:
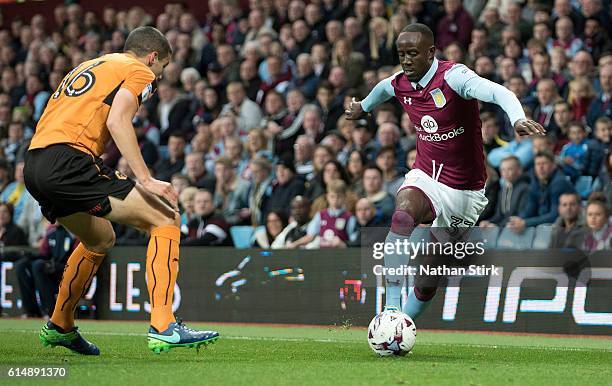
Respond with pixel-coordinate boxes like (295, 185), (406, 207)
(450, 216), (474, 228)
(52, 61), (105, 99)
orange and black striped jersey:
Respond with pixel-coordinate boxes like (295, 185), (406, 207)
(29, 53), (156, 157)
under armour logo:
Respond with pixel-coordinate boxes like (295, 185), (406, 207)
(404, 96), (412, 105)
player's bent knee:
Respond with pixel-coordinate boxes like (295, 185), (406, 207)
(84, 229), (115, 254)
(147, 211), (180, 231)
(396, 188), (434, 224)
(391, 210), (416, 236)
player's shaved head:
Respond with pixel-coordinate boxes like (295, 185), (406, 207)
(399, 23), (434, 47)
(124, 26), (172, 59)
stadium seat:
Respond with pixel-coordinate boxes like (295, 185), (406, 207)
(575, 176), (594, 199)
(468, 227), (499, 249)
(496, 227), (536, 250)
(230, 226), (256, 249)
(532, 224), (553, 249)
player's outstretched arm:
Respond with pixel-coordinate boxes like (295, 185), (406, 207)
(345, 75), (396, 120)
(107, 88), (178, 210)
(445, 65), (546, 136)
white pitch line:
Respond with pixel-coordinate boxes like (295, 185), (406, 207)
(2, 329), (611, 353)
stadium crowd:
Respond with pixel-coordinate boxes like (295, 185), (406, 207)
(0, 0), (610, 264)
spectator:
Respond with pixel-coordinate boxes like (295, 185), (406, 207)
(481, 112), (507, 154)
(376, 122), (406, 168)
(275, 195), (312, 248)
(583, 194), (611, 252)
(223, 136), (249, 177)
(348, 197), (389, 247)
(368, 17), (397, 67)
(347, 149), (366, 197)
(0, 161), (10, 195)
(1, 161), (38, 228)
(586, 64), (612, 128)
(290, 53), (319, 100)
(240, 59), (263, 103)
(254, 210), (289, 248)
(530, 54), (566, 97)
(332, 38), (366, 90)
(293, 135), (315, 180)
(559, 122), (589, 180)
(15, 223), (76, 319)
(247, 156), (275, 226)
(343, 17), (368, 55)
(551, 16), (584, 58)
(215, 44), (241, 83)
(436, 0), (474, 50)
(567, 77), (595, 121)
(406, 147), (418, 170)
(2, 121), (27, 164)
(184, 152), (216, 192)
(313, 82), (343, 133)
(154, 81), (191, 144)
(191, 83), (221, 126)
(376, 145), (404, 197)
(582, 17), (612, 63)
(568, 50), (595, 82)
(21, 74), (50, 123)
(549, 192), (587, 249)
(585, 117), (610, 177)
(0, 203), (27, 247)
(257, 54), (292, 104)
(267, 158), (305, 218)
(308, 160), (356, 212)
(321, 130), (350, 165)
(183, 189), (231, 246)
(289, 179), (357, 248)
(220, 82), (263, 136)
(178, 186), (198, 234)
(480, 156), (530, 227)
(551, 100), (573, 152)
(213, 156), (250, 225)
(533, 78), (561, 131)
(507, 151), (576, 233)
(488, 131), (533, 169)
(362, 165), (395, 224)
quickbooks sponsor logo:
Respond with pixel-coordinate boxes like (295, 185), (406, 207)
(419, 127), (465, 142)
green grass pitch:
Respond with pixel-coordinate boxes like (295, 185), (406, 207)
(0, 319), (610, 386)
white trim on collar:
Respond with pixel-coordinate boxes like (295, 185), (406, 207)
(411, 58), (439, 90)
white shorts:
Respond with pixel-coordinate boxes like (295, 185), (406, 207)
(397, 168), (488, 228)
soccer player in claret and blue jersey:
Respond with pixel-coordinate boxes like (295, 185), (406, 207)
(345, 23), (545, 320)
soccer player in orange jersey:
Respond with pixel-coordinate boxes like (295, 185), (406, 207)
(25, 26), (219, 355)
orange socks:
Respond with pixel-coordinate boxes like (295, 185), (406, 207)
(51, 243), (105, 331)
(147, 225), (180, 332)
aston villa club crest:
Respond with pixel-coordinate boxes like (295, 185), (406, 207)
(429, 88), (446, 108)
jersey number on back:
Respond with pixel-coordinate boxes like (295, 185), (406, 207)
(52, 61), (105, 99)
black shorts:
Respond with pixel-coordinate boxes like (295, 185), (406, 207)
(24, 144), (135, 223)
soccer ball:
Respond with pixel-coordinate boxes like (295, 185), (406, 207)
(367, 309), (417, 356)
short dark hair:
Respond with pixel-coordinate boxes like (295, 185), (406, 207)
(363, 164), (383, 177)
(534, 151), (555, 162)
(124, 26), (172, 59)
(377, 145), (396, 159)
(560, 191), (581, 204)
(501, 155), (521, 167)
(400, 23), (434, 45)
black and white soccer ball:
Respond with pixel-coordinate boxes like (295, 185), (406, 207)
(367, 309), (417, 356)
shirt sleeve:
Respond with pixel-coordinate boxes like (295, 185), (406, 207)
(306, 212), (321, 237)
(121, 63), (156, 103)
(361, 73), (398, 113)
(444, 64), (526, 126)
